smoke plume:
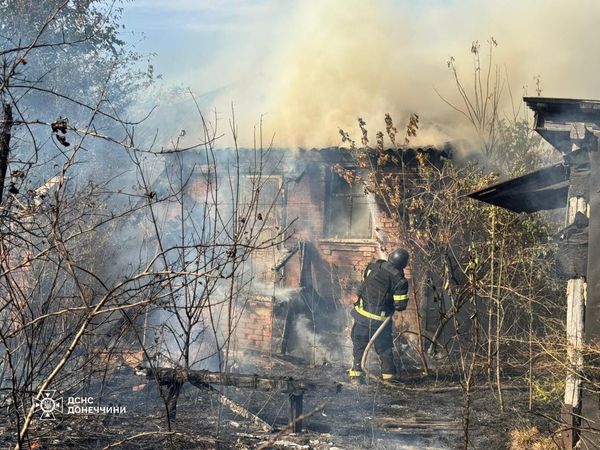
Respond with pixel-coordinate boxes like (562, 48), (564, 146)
(161, 0), (600, 150)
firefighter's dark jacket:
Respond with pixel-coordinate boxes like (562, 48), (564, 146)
(354, 259), (409, 321)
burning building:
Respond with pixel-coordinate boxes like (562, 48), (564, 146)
(148, 145), (451, 370)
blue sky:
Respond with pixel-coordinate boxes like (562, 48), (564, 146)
(122, 1), (293, 84)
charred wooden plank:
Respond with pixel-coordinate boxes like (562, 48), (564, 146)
(200, 383), (272, 432)
(288, 393), (303, 432)
(135, 366), (342, 394)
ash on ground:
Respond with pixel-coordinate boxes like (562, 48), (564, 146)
(0, 355), (559, 449)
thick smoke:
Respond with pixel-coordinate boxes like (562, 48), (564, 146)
(150, 0), (600, 150)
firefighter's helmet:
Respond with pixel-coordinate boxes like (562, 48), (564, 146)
(388, 248), (409, 269)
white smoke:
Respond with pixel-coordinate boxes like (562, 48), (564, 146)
(136, 0), (600, 150)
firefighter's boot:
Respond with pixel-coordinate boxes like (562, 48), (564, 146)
(382, 373), (402, 383)
(348, 368), (365, 385)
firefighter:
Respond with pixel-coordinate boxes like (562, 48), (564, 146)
(348, 248), (409, 384)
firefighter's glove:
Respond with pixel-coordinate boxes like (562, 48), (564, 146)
(394, 299), (408, 311)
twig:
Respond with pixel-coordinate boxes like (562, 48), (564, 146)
(256, 402), (326, 450)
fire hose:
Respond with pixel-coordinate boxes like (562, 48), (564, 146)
(359, 314), (393, 383)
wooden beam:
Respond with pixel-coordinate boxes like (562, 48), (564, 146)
(563, 277), (585, 450)
(200, 384), (272, 432)
(136, 366), (342, 394)
(137, 366), (341, 394)
(562, 164), (589, 450)
(288, 393), (303, 433)
(580, 141), (600, 449)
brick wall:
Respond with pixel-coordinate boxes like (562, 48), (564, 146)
(234, 296), (273, 353)
(317, 239), (378, 306)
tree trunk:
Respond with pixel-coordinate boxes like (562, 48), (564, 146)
(0, 101), (13, 203)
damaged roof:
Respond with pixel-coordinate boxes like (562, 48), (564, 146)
(524, 97), (600, 153)
(524, 97), (600, 118)
(470, 97), (600, 213)
(467, 162), (569, 213)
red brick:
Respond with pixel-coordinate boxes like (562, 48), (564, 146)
(357, 246), (376, 252)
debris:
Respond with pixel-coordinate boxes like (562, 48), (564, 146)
(261, 441), (308, 449)
(132, 384), (146, 393)
(235, 433), (264, 439)
(206, 384), (272, 432)
(272, 242), (301, 271)
(138, 366), (340, 434)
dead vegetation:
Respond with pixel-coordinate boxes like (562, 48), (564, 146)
(509, 427), (557, 450)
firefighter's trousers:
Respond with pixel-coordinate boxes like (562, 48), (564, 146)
(350, 312), (396, 376)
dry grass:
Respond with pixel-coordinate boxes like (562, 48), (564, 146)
(509, 426), (560, 450)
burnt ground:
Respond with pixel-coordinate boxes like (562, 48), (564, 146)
(0, 358), (561, 450)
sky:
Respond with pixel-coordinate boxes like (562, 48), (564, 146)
(120, 0), (600, 149)
(123, 1), (290, 83)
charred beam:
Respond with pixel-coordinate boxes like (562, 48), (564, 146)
(199, 383), (272, 432)
(136, 366), (342, 394)
(271, 243), (300, 271)
(288, 393), (303, 433)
